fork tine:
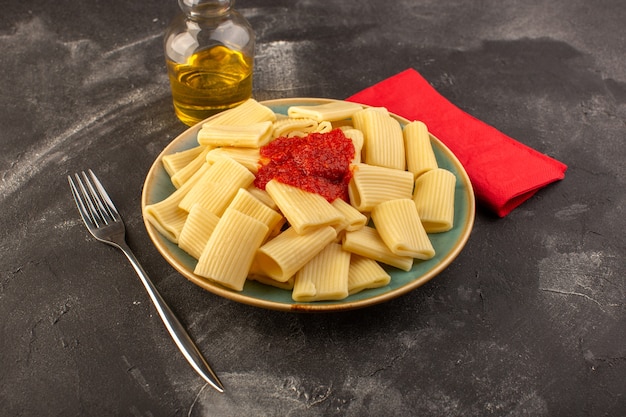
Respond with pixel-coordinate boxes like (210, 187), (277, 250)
(81, 171), (112, 226)
(87, 169), (120, 221)
(75, 171), (105, 227)
(68, 174), (96, 228)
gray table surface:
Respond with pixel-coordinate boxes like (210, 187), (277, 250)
(1, 1), (624, 416)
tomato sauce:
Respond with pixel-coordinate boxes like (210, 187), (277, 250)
(255, 129), (355, 202)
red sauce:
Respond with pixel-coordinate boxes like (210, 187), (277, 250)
(255, 128), (355, 202)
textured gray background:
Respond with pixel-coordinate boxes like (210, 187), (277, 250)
(1, 0), (624, 416)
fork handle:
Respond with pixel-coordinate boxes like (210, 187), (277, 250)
(117, 241), (225, 393)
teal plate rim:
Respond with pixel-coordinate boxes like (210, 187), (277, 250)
(141, 98), (475, 312)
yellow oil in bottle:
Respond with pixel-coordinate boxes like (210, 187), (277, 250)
(166, 45), (253, 126)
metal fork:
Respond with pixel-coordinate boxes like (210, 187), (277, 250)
(68, 170), (224, 393)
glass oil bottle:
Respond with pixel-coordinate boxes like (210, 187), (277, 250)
(164, 0), (255, 125)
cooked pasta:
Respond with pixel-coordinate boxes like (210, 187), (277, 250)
(227, 188), (283, 241)
(197, 121), (273, 148)
(198, 156), (255, 187)
(403, 120), (438, 178)
(340, 127), (364, 163)
(255, 226), (337, 282)
(292, 243), (350, 301)
(248, 270), (295, 290)
(352, 107), (405, 170)
(144, 192), (188, 244)
(178, 204), (220, 259)
(348, 254), (391, 295)
(170, 147), (211, 188)
(342, 226), (414, 271)
(371, 198), (435, 259)
(206, 147), (261, 174)
(144, 162), (210, 243)
(162, 145), (205, 177)
(178, 180), (238, 215)
(246, 186), (278, 210)
(287, 101), (363, 122)
(147, 99), (461, 302)
(272, 117), (318, 138)
(202, 98), (276, 127)
(348, 163), (415, 212)
(265, 180), (345, 235)
(194, 208), (269, 291)
(331, 197), (367, 232)
(413, 168), (456, 233)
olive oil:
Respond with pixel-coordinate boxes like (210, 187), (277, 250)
(166, 45), (253, 126)
(164, 0), (255, 126)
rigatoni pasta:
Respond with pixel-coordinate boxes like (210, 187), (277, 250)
(170, 147), (211, 188)
(198, 121), (273, 148)
(144, 162), (210, 242)
(340, 128), (364, 164)
(348, 163), (414, 212)
(331, 197), (367, 232)
(353, 107), (406, 170)
(178, 180), (238, 216)
(371, 199), (435, 260)
(413, 168), (456, 233)
(202, 98), (276, 127)
(255, 226), (337, 282)
(272, 117), (318, 138)
(403, 121), (438, 178)
(292, 243), (350, 302)
(287, 101), (362, 122)
(265, 180), (345, 235)
(342, 226), (414, 271)
(206, 147), (261, 174)
(162, 145), (205, 177)
(178, 204), (220, 259)
(348, 254), (391, 295)
(144, 98), (460, 302)
(226, 188), (283, 241)
(194, 208), (269, 291)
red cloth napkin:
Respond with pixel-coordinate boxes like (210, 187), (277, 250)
(347, 68), (567, 217)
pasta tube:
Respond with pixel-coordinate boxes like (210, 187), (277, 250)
(348, 254), (391, 295)
(371, 199), (435, 260)
(179, 156), (254, 214)
(178, 180), (237, 216)
(255, 226), (337, 282)
(178, 204), (220, 259)
(143, 162), (210, 243)
(287, 101), (363, 122)
(413, 168), (456, 233)
(246, 186), (278, 210)
(348, 163), (414, 212)
(227, 188), (283, 241)
(197, 121), (273, 148)
(206, 147), (261, 174)
(342, 226), (413, 271)
(200, 156), (255, 186)
(340, 128), (364, 163)
(292, 243), (350, 302)
(265, 180), (345, 235)
(403, 121), (438, 178)
(248, 270), (295, 290)
(162, 145), (205, 177)
(170, 147), (211, 188)
(202, 98), (276, 127)
(272, 117), (318, 138)
(195, 209), (269, 291)
(331, 197), (367, 232)
(353, 108), (405, 170)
